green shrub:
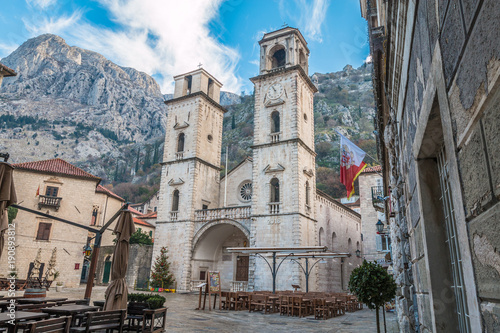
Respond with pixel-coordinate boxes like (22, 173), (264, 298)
(146, 295), (166, 309)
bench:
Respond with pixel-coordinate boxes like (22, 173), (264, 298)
(70, 309), (126, 333)
(24, 316), (71, 333)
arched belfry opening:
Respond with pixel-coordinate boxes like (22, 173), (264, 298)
(177, 133), (185, 152)
(270, 178), (280, 202)
(172, 189), (180, 211)
(184, 75), (192, 95)
(299, 49), (307, 71)
(270, 46), (286, 69)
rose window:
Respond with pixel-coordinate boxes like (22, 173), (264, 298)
(240, 182), (253, 201)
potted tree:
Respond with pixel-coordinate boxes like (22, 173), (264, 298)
(348, 260), (397, 333)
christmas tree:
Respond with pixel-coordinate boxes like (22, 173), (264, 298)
(150, 247), (175, 288)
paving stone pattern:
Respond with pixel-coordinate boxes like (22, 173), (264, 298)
(2, 287), (398, 332)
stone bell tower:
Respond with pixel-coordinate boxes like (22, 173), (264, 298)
(154, 68), (226, 291)
(249, 27), (318, 290)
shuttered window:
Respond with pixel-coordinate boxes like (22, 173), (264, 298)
(45, 186), (59, 197)
(36, 222), (52, 240)
(376, 234), (382, 251)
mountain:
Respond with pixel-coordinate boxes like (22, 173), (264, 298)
(0, 33), (376, 201)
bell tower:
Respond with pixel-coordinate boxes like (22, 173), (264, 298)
(155, 68), (225, 291)
(250, 27), (318, 291)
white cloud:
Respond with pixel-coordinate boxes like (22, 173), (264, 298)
(280, 0), (330, 43)
(21, 0), (243, 93)
(26, 0), (57, 9)
(23, 11), (83, 36)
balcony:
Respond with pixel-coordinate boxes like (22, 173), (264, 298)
(371, 186), (385, 212)
(38, 195), (62, 210)
(175, 152), (184, 160)
(170, 211), (178, 221)
(194, 206), (251, 222)
(270, 132), (280, 143)
(269, 203), (280, 215)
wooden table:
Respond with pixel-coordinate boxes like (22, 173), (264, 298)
(18, 297), (68, 304)
(268, 296), (279, 313)
(42, 304), (100, 326)
(0, 311), (49, 333)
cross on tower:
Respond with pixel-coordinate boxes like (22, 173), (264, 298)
(197, 63), (203, 69)
(282, 22), (288, 28)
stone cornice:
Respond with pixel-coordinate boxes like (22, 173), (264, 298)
(250, 65), (318, 93)
(161, 157), (222, 171)
(251, 138), (317, 157)
(164, 91), (227, 113)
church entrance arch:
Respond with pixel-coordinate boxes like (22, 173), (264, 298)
(191, 220), (250, 290)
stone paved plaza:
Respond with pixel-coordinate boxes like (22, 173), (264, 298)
(2, 286), (399, 332)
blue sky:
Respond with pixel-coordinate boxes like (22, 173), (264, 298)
(0, 0), (369, 94)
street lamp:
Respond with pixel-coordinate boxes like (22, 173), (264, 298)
(355, 249), (361, 258)
(83, 244), (92, 257)
(376, 220), (384, 233)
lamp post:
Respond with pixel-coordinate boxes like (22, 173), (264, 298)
(83, 244), (92, 258)
(376, 220), (385, 233)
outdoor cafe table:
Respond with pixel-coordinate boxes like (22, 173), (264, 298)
(41, 304), (100, 326)
(0, 311), (49, 333)
(18, 297), (68, 304)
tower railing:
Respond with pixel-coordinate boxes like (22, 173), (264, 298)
(270, 132), (281, 143)
(269, 202), (281, 214)
(170, 211), (178, 221)
(194, 206), (251, 222)
(175, 152), (184, 160)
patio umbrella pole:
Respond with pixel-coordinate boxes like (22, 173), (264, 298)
(84, 203), (129, 300)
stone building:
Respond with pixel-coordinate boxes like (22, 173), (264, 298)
(154, 27), (362, 293)
(361, 0), (500, 331)
(0, 62), (16, 87)
(0, 158), (125, 287)
(131, 191), (159, 214)
(358, 165), (390, 265)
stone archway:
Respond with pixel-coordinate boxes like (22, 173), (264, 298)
(191, 220), (250, 290)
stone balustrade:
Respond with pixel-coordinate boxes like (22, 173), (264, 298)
(230, 281), (248, 292)
(170, 211), (178, 221)
(269, 203), (280, 214)
(194, 206), (251, 222)
(270, 132), (280, 143)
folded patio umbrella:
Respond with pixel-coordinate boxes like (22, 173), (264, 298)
(104, 210), (135, 310)
(0, 162), (17, 261)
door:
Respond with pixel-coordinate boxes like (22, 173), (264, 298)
(103, 260), (112, 284)
(236, 256), (249, 281)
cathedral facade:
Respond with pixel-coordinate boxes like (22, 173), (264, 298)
(154, 27), (362, 292)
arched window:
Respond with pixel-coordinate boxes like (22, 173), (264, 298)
(332, 232), (336, 251)
(172, 190), (180, 211)
(356, 241), (360, 251)
(270, 178), (280, 203)
(319, 227), (325, 246)
(271, 111), (280, 133)
(305, 181), (310, 206)
(271, 48), (286, 68)
(348, 238), (352, 253)
(184, 75), (192, 95)
(177, 133), (185, 152)
(299, 49), (307, 68)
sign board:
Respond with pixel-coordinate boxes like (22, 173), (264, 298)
(207, 271), (221, 310)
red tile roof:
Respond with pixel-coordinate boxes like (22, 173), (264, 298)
(133, 217), (155, 228)
(128, 206), (144, 217)
(13, 158), (100, 181)
(0, 62), (16, 77)
(138, 211), (157, 219)
(361, 165), (382, 174)
(96, 185), (125, 202)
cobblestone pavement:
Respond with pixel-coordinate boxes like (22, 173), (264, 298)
(2, 286), (399, 332)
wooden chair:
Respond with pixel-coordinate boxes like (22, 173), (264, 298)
(279, 295), (291, 316)
(70, 309), (126, 333)
(220, 291), (230, 310)
(126, 302), (148, 332)
(141, 308), (167, 333)
(248, 294), (271, 314)
(290, 297), (307, 317)
(56, 300), (89, 306)
(23, 316), (71, 333)
(228, 292), (242, 311)
(313, 299), (329, 320)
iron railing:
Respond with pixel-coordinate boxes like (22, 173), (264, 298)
(38, 195), (62, 210)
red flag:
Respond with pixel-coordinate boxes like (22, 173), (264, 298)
(36, 185), (39, 197)
(339, 133), (367, 199)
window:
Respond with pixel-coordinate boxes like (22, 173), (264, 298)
(270, 178), (280, 203)
(299, 49), (307, 68)
(36, 222), (52, 241)
(200, 270), (206, 281)
(45, 186), (59, 197)
(185, 75), (192, 95)
(331, 232), (336, 252)
(305, 181), (310, 206)
(172, 190), (180, 211)
(202, 204), (208, 210)
(319, 227), (325, 246)
(90, 207), (98, 226)
(376, 234), (391, 252)
(239, 181), (253, 202)
(271, 111), (280, 133)
(207, 78), (214, 98)
(177, 133), (185, 152)
(271, 48), (286, 68)
(149, 231), (153, 237)
(348, 238), (352, 252)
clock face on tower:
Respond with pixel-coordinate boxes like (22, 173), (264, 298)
(266, 83), (284, 100)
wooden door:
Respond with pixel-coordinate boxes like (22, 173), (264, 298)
(236, 256), (249, 281)
(103, 261), (111, 284)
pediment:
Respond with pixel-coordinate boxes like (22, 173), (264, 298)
(173, 122), (189, 130)
(44, 177), (63, 184)
(168, 178), (185, 186)
(264, 98), (285, 108)
(264, 164), (285, 173)
(303, 168), (314, 177)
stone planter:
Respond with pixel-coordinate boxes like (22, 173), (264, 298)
(56, 284), (64, 292)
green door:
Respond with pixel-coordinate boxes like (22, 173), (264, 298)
(103, 261), (111, 284)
